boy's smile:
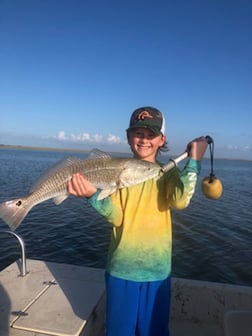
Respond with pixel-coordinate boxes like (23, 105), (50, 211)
(128, 127), (166, 162)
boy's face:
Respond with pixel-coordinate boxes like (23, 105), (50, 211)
(127, 127), (166, 162)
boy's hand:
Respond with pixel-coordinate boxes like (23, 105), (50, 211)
(187, 136), (208, 161)
(68, 173), (97, 198)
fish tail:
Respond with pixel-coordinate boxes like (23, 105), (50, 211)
(0, 198), (31, 231)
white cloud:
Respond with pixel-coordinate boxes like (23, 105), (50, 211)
(226, 144), (252, 152)
(57, 131), (67, 140)
(107, 133), (121, 144)
(54, 131), (123, 145)
(71, 133), (92, 142)
(93, 134), (103, 143)
(243, 145), (251, 152)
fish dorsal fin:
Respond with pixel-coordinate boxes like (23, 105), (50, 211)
(30, 157), (81, 192)
(88, 148), (111, 159)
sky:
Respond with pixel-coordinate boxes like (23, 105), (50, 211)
(0, 0), (251, 159)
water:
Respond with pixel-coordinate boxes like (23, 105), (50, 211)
(0, 148), (251, 286)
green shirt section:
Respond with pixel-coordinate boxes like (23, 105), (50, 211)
(88, 159), (201, 282)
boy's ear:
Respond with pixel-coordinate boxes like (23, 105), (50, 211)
(161, 134), (167, 144)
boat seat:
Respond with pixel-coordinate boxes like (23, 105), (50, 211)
(224, 310), (252, 336)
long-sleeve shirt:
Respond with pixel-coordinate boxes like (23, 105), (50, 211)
(88, 158), (201, 282)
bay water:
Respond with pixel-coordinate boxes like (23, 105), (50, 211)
(0, 148), (251, 286)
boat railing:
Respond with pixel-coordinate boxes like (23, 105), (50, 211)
(0, 230), (27, 276)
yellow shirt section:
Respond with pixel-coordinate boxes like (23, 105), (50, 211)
(107, 175), (172, 281)
(88, 159), (200, 282)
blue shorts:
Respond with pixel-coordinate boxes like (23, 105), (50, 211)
(105, 273), (171, 336)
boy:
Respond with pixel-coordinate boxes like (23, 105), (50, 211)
(68, 106), (208, 336)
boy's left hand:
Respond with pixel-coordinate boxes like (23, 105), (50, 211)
(187, 136), (208, 161)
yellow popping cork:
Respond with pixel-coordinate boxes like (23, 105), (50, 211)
(201, 135), (223, 200)
(201, 174), (223, 199)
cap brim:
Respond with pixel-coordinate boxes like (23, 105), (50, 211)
(127, 125), (162, 135)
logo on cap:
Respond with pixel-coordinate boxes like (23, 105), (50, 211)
(136, 111), (153, 120)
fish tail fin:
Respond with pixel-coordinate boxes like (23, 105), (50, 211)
(0, 198), (30, 231)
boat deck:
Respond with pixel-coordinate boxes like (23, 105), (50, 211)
(0, 259), (105, 336)
(1, 259), (252, 336)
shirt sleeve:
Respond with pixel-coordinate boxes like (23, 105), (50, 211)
(87, 190), (123, 226)
(166, 158), (201, 209)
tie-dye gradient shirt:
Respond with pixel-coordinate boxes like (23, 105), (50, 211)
(88, 158), (200, 282)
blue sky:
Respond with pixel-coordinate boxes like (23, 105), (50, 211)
(0, 0), (251, 159)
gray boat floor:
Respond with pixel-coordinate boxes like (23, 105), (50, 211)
(1, 259), (252, 336)
(0, 259), (105, 336)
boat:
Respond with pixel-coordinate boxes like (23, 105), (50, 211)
(0, 232), (252, 336)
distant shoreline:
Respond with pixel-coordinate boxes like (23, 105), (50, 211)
(0, 144), (130, 156)
(0, 144), (251, 161)
(0, 144), (89, 153)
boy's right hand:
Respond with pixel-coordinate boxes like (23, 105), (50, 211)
(68, 173), (97, 198)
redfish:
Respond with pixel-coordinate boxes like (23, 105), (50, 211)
(0, 149), (163, 230)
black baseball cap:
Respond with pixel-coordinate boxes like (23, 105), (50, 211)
(127, 106), (165, 135)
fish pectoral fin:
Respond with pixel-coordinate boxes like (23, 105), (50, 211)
(97, 188), (116, 200)
(53, 194), (68, 205)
